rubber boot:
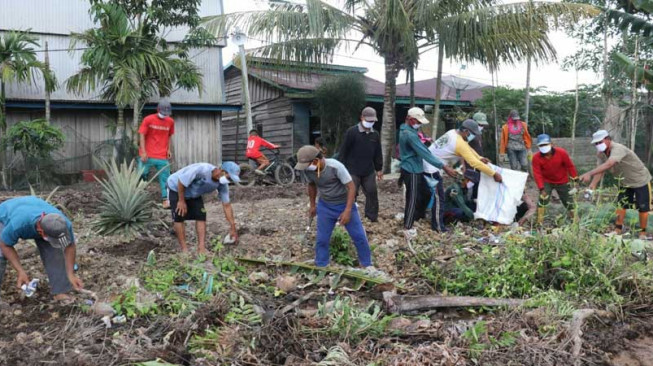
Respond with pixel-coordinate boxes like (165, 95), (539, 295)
(615, 209), (626, 234)
(537, 207), (546, 225)
(639, 212), (649, 240)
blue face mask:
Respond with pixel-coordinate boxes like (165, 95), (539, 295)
(467, 133), (476, 142)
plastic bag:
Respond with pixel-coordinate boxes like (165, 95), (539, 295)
(474, 164), (528, 224)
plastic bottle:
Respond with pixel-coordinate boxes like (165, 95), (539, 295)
(21, 279), (39, 297)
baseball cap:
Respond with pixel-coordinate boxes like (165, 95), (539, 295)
(509, 110), (520, 120)
(158, 98), (172, 116)
(294, 145), (320, 170)
(591, 129), (609, 144)
(461, 119), (481, 136)
(536, 134), (551, 146)
(40, 213), (72, 249)
(361, 107), (378, 122)
(221, 161), (241, 183)
(407, 107), (430, 124)
(473, 112), (489, 126)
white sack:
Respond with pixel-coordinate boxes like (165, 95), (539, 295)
(474, 164), (528, 225)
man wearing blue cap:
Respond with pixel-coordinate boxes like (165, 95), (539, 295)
(167, 162), (241, 254)
(532, 134), (578, 224)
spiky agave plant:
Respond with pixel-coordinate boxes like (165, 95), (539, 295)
(93, 159), (157, 236)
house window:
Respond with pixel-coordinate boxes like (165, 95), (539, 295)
(256, 123), (263, 137)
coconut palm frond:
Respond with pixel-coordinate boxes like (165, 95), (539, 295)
(438, 1), (599, 70)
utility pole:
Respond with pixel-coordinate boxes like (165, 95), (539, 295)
(232, 29), (253, 133)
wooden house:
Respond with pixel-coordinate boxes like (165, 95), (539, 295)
(222, 59), (489, 162)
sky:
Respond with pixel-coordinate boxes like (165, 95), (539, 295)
(221, 0), (602, 92)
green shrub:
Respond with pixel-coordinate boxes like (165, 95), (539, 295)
(423, 225), (653, 305)
(93, 159), (156, 236)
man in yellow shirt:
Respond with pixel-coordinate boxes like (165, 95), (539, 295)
(424, 119), (502, 231)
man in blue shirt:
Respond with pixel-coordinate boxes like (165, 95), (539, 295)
(399, 107), (456, 237)
(167, 162), (241, 254)
(0, 196), (84, 302)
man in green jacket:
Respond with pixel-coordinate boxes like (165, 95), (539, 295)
(399, 107), (456, 238)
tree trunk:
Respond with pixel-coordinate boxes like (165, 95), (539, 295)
(601, 14), (625, 143)
(647, 89), (653, 167)
(44, 42), (51, 124)
(525, 54), (531, 124)
(409, 67), (415, 107)
(0, 81), (7, 189)
(431, 42), (445, 139)
(381, 58), (399, 173)
(630, 37), (639, 150)
(492, 71), (499, 163)
(604, 100), (625, 143)
(114, 106), (125, 161)
(572, 69), (579, 159)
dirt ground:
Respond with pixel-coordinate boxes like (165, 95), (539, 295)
(0, 179), (652, 365)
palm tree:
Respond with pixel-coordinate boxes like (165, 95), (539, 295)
(66, 3), (203, 158)
(204, 0), (596, 172)
(0, 30), (57, 188)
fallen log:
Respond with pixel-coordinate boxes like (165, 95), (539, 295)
(383, 292), (525, 314)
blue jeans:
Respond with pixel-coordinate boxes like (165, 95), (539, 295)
(139, 158), (170, 199)
(315, 200), (372, 267)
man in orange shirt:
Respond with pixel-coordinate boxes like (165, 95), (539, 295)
(499, 110), (532, 172)
(139, 99), (174, 208)
(246, 129), (279, 175)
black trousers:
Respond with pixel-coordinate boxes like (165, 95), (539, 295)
(351, 171), (379, 222)
(401, 169), (430, 229)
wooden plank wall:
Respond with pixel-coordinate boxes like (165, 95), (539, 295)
(4, 109), (222, 173)
(222, 68), (294, 163)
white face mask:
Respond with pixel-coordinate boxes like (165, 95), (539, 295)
(539, 145), (552, 154)
(595, 142), (607, 152)
(219, 176), (230, 185)
(362, 121), (375, 129)
(158, 113), (166, 119)
(479, 126), (484, 132)
(412, 123), (421, 130)
(305, 164), (317, 171)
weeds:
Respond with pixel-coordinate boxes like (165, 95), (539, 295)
(112, 286), (158, 318)
(330, 226), (355, 266)
(316, 296), (395, 342)
(420, 224), (653, 306)
(462, 321), (517, 361)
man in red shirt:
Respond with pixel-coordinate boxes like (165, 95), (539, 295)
(139, 99), (174, 208)
(532, 134), (578, 223)
(246, 129), (279, 175)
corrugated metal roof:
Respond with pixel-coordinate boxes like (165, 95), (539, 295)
(1, 1), (226, 104)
